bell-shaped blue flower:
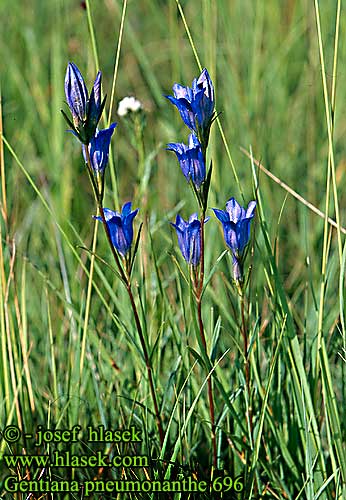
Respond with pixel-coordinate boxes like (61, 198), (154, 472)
(94, 202), (139, 257)
(166, 68), (214, 143)
(82, 123), (117, 173)
(213, 198), (256, 281)
(171, 213), (208, 266)
(213, 198), (256, 256)
(63, 62), (106, 144)
(167, 133), (206, 188)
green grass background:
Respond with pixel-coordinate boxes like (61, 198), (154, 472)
(1, 0), (346, 498)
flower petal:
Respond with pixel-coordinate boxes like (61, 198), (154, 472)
(197, 68), (214, 102)
(187, 219), (202, 265)
(236, 219), (251, 253)
(226, 198), (243, 223)
(166, 95), (196, 131)
(223, 223), (238, 253)
(246, 200), (257, 218)
(188, 213), (199, 223)
(102, 208), (118, 221)
(212, 208), (229, 223)
(123, 208), (139, 246)
(108, 217), (128, 256)
(172, 83), (191, 100)
(121, 201), (132, 217)
(91, 71), (102, 107)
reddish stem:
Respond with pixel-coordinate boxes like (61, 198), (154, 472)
(196, 211), (217, 469)
(240, 294), (253, 436)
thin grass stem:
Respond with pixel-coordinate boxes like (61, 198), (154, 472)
(107, 0), (127, 128)
(0, 86), (7, 225)
(84, 0), (100, 71)
(79, 220), (99, 379)
(240, 293), (252, 436)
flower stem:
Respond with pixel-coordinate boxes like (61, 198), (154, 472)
(84, 148), (164, 448)
(196, 211), (217, 469)
(240, 293), (253, 436)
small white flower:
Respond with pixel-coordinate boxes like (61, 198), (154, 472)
(117, 96), (142, 117)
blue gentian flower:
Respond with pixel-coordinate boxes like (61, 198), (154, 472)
(82, 123), (117, 173)
(171, 213), (209, 266)
(213, 198), (256, 281)
(213, 198), (256, 256)
(94, 202), (139, 257)
(63, 62), (106, 144)
(166, 68), (214, 142)
(167, 133), (206, 188)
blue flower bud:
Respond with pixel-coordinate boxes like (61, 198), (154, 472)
(64, 62), (88, 125)
(63, 62), (106, 144)
(94, 203), (139, 257)
(87, 71), (102, 132)
(167, 133), (206, 188)
(82, 123), (117, 173)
